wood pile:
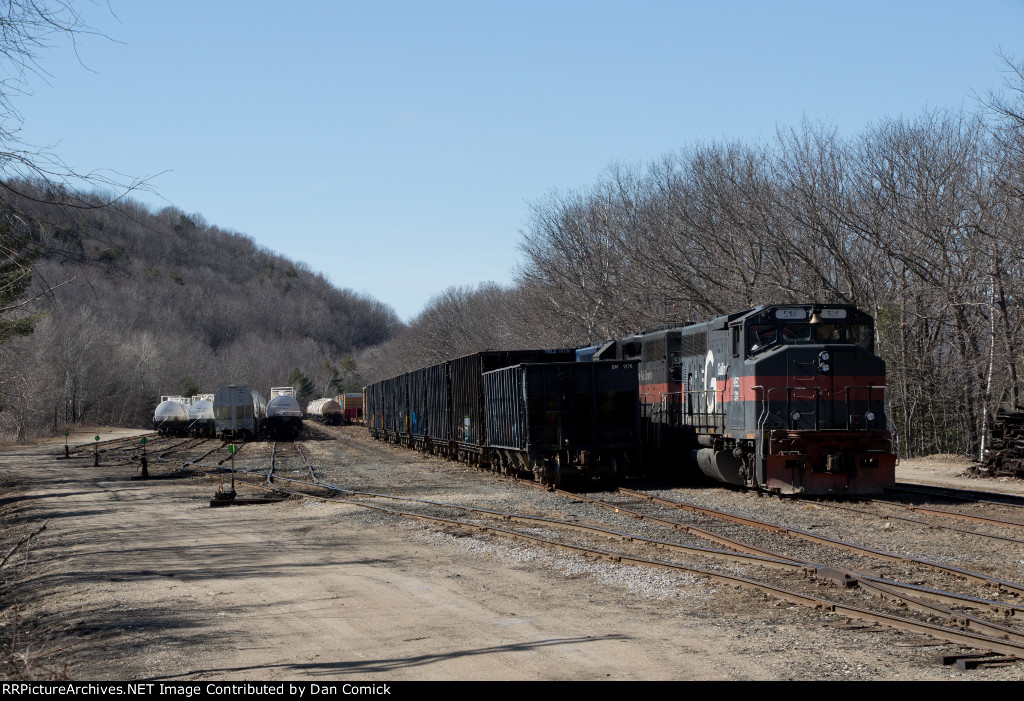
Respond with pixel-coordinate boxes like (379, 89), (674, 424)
(976, 408), (1024, 478)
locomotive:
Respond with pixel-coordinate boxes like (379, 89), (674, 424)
(593, 304), (896, 494)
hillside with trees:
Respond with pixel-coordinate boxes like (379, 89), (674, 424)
(0, 185), (400, 438)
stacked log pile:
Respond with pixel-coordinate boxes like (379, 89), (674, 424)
(976, 408), (1024, 478)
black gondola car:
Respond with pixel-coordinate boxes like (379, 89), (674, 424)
(483, 361), (640, 486)
(368, 348), (640, 485)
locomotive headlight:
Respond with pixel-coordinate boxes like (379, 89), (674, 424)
(790, 411), (801, 422)
(865, 411), (875, 422)
(819, 351), (831, 363)
(819, 363), (830, 373)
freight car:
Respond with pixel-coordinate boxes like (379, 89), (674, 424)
(341, 393), (364, 424)
(307, 397), (342, 425)
(154, 395), (190, 436)
(592, 304), (896, 495)
(187, 394), (215, 437)
(213, 385), (267, 440)
(483, 361), (640, 486)
(267, 387), (303, 438)
(365, 349), (640, 486)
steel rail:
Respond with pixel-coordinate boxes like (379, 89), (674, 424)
(557, 485), (1024, 619)
(71, 432), (160, 456)
(858, 578), (1024, 644)
(344, 499), (1024, 657)
(617, 487), (1024, 597)
(210, 469), (1024, 660)
(804, 501), (1024, 545)
(217, 465), (810, 573)
(858, 576), (1024, 616)
(900, 504), (1024, 532)
(180, 440), (228, 468)
(156, 437), (207, 460)
(888, 483), (1024, 508)
(220, 465), (1024, 636)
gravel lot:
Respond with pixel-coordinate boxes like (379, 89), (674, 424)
(2, 426), (1023, 681)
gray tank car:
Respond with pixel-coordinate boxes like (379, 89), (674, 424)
(213, 385), (268, 440)
(267, 387), (303, 439)
(154, 395), (190, 436)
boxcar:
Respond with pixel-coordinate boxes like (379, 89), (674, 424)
(213, 385), (268, 440)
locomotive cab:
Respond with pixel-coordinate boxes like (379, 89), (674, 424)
(603, 304), (896, 495)
(727, 306), (895, 494)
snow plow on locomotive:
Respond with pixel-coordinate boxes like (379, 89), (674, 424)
(593, 304), (896, 495)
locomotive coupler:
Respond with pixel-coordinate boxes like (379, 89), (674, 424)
(825, 454), (847, 474)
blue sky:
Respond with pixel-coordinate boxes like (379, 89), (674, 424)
(11, 0), (1024, 320)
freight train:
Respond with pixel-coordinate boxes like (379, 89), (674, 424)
(364, 349), (641, 487)
(155, 385), (299, 441)
(341, 393), (364, 424)
(365, 304), (896, 495)
(592, 303), (896, 494)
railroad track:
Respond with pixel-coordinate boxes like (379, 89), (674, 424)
(94, 427), (1024, 670)
(888, 483), (1024, 508)
(166, 450), (1024, 667)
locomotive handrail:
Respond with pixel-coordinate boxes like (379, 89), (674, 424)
(754, 384), (892, 461)
(753, 386), (769, 461)
(840, 385), (887, 431)
(884, 387), (901, 466)
(666, 388), (727, 432)
(765, 386), (822, 432)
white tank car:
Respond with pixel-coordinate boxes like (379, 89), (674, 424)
(267, 387), (303, 439)
(213, 385), (268, 440)
(307, 397), (342, 425)
(188, 394), (215, 437)
(154, 395), (190, 436)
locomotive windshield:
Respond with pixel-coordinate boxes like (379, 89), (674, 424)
(747, 317), (874, 354)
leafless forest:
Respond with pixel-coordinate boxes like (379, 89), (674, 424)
(367, 58), (1024, 460)
(0, 185), (400, 440)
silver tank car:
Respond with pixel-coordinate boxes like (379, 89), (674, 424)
(213, 385), (268, 440)
(267, 387), (303, 439)
(154, 395), (190, 436)
(307, 397), (342, 425)
(188, 394), (215, 437)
